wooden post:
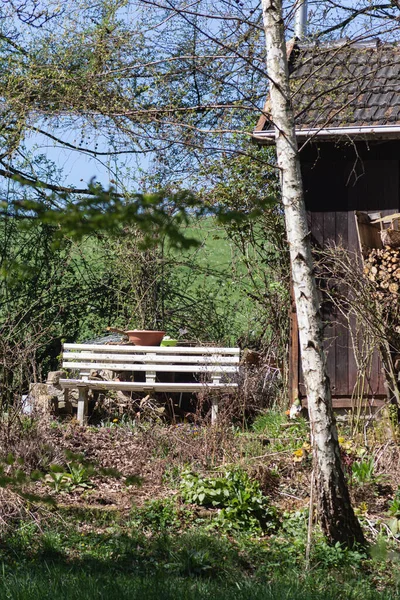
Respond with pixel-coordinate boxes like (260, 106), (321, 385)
(211, 368), (220, 424)
(211, 399), (218, 424)
(145, 353), (156, 384)
(77, 386), (88, 425)
(354, 211), (382, 260)
(288, 280), (299, 406)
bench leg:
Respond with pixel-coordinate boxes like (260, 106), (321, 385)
(211, 399), (219, 425)
(64, 389), (73, 415)
(77, 387), (88, 425)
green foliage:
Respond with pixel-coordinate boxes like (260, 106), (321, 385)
(66, 462), (93, 486)
(0, 211), (123, 399)
(388, 488), (400, 517)
(252, 410), (286, 435)
(0, 450), (129, 501)
(352, 457), (381, 486)
(46, 462), (95, 493)
(165, 217), (260, 343)
(198, 144), (289, 356)
(0, 570), (396, 600)
(14, 186), (207, 250)
(47, 468), (68, 493)
(311, 539), (365, 569)
(180, 469), (278, 533)
(0, 516), (397, 600)
(386, 489), (400, 537)
(130, 498), (188, 532)
(252, 411), (310, 452)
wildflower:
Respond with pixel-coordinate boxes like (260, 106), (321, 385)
(113, 418), (118, 423)
(293, 448), (304, 463)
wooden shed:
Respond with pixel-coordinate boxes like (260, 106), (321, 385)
(253, 39), (400, 409)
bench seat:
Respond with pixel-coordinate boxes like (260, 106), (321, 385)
(59, 343), (240, 424)
(60, 380), (238, 392)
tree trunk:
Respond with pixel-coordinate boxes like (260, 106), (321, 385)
(260, 0), (365, 547)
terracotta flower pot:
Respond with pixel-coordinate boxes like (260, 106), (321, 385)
(125, 330), (166, 346)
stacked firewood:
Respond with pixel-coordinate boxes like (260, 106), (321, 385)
(364, 246), (400, 296)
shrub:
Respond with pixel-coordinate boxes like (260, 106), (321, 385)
(180, 469), (278, 533)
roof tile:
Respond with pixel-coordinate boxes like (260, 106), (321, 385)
(262, 42), (400, 131)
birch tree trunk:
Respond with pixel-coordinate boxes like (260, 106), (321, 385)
(260, 0), (365, 547)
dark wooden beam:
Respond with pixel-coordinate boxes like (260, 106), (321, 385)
(288, 280), (299, 407)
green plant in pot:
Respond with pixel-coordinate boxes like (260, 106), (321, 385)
(160, 335), (178, 347)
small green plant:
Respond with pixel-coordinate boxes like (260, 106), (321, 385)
(47, 465), (69, 492)
(388, 489), (400, 518)
(64, 462), (94, 490)
(180, 469), (278, 533)
(312, 538), (365, 569)
(386, 488), (400, 536)
(162, 465), (181, 488)
(46, 462), (94, 492)
(130, 498), (185, 532)
(351, 457), (381, 485)
(38, 531), (66, 559)
(167, 546), (214, 577)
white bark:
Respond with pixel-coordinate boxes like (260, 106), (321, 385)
(260, 0), (365, 547)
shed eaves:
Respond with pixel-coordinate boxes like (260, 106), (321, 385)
(255, 41), (400, 137)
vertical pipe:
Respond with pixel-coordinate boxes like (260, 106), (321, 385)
(294, 0), (308, 39)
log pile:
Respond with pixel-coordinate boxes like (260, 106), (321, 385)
(364, 246), (400, 297)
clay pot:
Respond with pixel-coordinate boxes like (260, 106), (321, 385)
(125, 330), (166, 346)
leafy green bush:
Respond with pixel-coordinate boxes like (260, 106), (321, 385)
(311, 539), (365, 569)
(180, 469), (278, 533)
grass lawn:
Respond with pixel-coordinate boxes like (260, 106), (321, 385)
(2, 526), (398, 600)
(2, 570), (398, 600)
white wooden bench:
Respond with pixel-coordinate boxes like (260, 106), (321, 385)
(59, 343), (240, 424)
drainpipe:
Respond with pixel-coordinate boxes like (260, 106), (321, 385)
(294, 0), (308, 39)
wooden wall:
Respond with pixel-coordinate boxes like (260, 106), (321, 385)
(293, 141), (400, 405)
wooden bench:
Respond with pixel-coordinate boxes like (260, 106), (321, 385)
(59, 343), (240, 424)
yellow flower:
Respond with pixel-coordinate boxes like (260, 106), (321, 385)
(356, 502), (368, 516)
(338, 436), (345, 444)
(113, 418), (118, 423)
(293, 449), (304, 463)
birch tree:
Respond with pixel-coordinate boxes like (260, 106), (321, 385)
(260, 0), (365, 547)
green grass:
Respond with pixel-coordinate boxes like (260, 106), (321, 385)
(168, 217), (259, 344)
(252, 411), (310, 452)
(1, 569), (398, 600)
(1, 514), (400, 600)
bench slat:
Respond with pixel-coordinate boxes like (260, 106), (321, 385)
(63, 352), (239, 364)
(59, 379), (238, 392)
(62, 362), (238, 373)
(63, 344), (240, 355)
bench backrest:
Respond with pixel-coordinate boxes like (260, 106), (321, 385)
(62, 344), (240, 379)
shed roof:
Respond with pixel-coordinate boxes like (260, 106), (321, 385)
(254, 40), (400, 144)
